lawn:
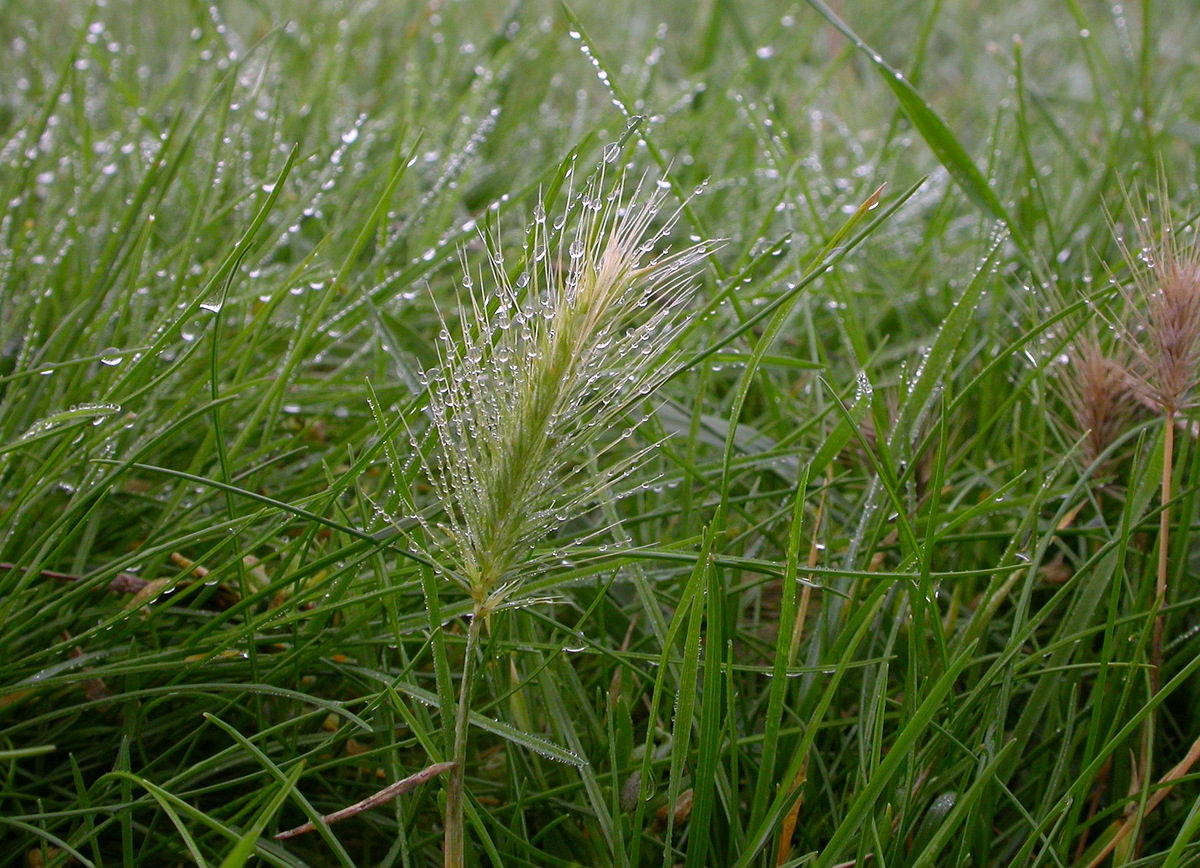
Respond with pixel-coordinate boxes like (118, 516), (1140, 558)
(2, 1), (1200, 866)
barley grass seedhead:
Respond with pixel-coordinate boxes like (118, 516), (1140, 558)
(420, 169), (711, 614)
(1059, 331), (1138, 477)
(415, 164), (714, 867)
(1112, 193), (1200, 416)
(1110, 189), (1200, 706)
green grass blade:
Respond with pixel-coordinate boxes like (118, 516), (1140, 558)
(804, 0), (1032, 262)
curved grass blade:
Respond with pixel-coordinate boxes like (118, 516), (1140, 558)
(811, 644), (975, 868)
(92, 460), (440, 572)
(216, 761), (305, 868)
(98, 772), (213, 868)
(202, 712), (355, 867)
(805, 0), (1032, 263)
(346, 671), (586, 768)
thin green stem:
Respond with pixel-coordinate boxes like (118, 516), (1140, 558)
(1153, 405), (1173, 697)
(444, 608), (486, 868)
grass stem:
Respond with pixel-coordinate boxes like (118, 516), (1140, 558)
(1153, 405), (1172, 697)
(444, 608), (485, 868)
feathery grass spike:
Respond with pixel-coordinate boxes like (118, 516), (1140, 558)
(417, 165), (714, 867)
(1060, 331), (1138, 476)
(1112, 192), (1200, 696)
(419, 169), (712, 612)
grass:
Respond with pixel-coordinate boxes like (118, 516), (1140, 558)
(2, 1), (1200, 866)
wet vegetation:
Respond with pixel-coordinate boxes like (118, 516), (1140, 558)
(2, 1), (1200, 866)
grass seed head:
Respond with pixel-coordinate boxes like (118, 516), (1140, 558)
(1115, 194), (1200, 414)
(418, 168), (713, 611)
(1061, 333), (1138, 474)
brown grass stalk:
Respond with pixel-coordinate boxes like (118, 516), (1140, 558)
(1115, 203), (1200, 696)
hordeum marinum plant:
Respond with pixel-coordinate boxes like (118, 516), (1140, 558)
(1112, 193), (1200, 697)
(413, 163), (715, 866)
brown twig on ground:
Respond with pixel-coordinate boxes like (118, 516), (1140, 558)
(274, 761), (456, 840)
(1083, 731), (1200, 868)
(0, 562), (147, 593)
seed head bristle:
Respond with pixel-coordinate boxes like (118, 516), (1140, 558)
(1061, 334), (1138, 472)
(417, 168), (713, 611)
(1115, 194), (1200, 414)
